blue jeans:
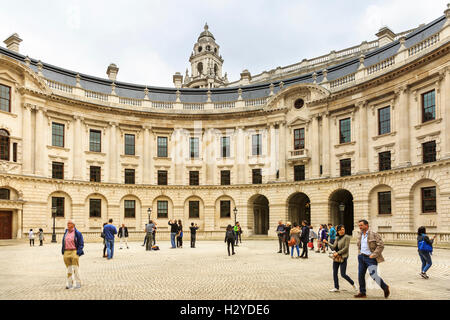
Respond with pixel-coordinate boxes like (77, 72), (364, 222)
(333, 258), (354, 289)
(358, 254), (388, 294)
(290, 244), (300, 257)
(170, 232), (176, 248)
(106, 239), (114, 259)
(418, 250), (432, 273)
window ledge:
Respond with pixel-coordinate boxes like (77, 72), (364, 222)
(47, 145), (70, 152)
(334, 141), (356, 148)
(153, 157), (171, 161)
(420, 212), (437, 215)
(372, 131), (397, 140)
(414, 118), (442, 130)
(0, 109), (17, 117)
(120, 154), (140, 159)
(85, 151), (106, 156)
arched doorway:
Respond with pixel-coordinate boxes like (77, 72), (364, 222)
(252, 195), (269, 235)
(329, 189), (354, 235)
(287, 193), (311, 225)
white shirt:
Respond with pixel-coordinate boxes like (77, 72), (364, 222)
(28, 231), (34, 239)
(360, 231), (372, 255)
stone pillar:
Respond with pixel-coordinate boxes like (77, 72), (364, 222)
(278, 122), (287, 181)
(73, 115), (83, 180)
(173, 128), (184, 185)
(321, 112), (330, 177)
(235, 126), (246, 184)
(442, 68), (450, 159)
(109, 122), (118, 183)
(397, 86), (411, 167)
(269, 123), (277, 180)
(311, 115), (320, 178)
(205, 128), (214, 185)
(142, 126), (151, 184)
(17, 208), (22, 239)
(34, 106), (45, 176)
(358, 102), (369, 173)
(22, 104), (33, 175)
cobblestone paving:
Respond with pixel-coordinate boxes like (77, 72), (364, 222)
(0, 240), (449, 300)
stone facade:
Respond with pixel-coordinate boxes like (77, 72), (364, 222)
(0, 7), (450, 241)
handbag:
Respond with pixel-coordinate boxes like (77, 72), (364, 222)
(418, 240), (433, 252)
(288, 237), (296, 247)
(100, 232), (105, 239)
(329, 253), (344, 263)
(308, 242), (313, 249)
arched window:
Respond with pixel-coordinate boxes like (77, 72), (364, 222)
(197, 62), (203, 75)
(0, 188), (10, 200)
(206, 45), (211, 51)
(214, 64), (218, 75)
(0, 129), (9, 161)
(198, 46), (202, 53)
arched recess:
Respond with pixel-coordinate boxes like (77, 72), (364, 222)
(368, 184), (395, 231)
(119, 194), (142, 228)
(329, 189), (354, 235)
(248, 194), (270, 235)
(286, 192), (311, 225)
(0, 185), (20, 200)
(151, 195), (174, 223)
(183, 195), (204, 226)
(85, 193), (108, 229)
(409, 178), (439, 231)
(214, 195), (236, 231)
(47, 191), (73, 223)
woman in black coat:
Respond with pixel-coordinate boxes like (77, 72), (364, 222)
(225, 225), (236, 256)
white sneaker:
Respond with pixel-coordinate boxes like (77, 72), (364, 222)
(352, 284), (358, 293)
(329, 288), (340, 292)
(72, 283), (81, 289)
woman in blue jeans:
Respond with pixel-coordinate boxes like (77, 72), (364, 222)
(417, 226), (435, 279)
(289, 223), (301, 258)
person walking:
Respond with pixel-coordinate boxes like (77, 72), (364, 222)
(289, 222), (301, 259)
(145, 220), (155, 251)
(316, 225), (323, 253)
(176, 220), (184, 248)
(61, 219), (84, 289)
(323, 225), (356, 293)
(309, 225), (317, 251)
(118, 224), (129, 249)
(276, 220), (286, 253)
(28, 229), (35, 247)
(225, 224), (236, 256)
(101, 222), (107, 258)
(417, 226), (435, 279)
(168, 219), (178, 248)
(283, 222), (291, 255)
(328, 224), (336, 245)
(103, 219), (117, 260)
(190, 223), (199, 248)
(234, 222), (240, 246)
(354, 219), (390, 299)
(38, 228), (45, 246)
(300, 221), (310, 259)
(237, 222), (242, 244)
(152, 221), (157, 246)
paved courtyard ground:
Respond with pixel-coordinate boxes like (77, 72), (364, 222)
(0, 240), (449, 300)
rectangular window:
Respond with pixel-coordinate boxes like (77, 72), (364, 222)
(90, 166), (101, 182)
(190, 137), (199, 159)
(221, 136), (230, 158)
(89, 130), (101, 152)
(293, 128), (305, 150)
(51, 197), (65, 218)
(421, 187), (436, 213)
(378, 106), (391, 135)
(339, 118), (351, 144)
(252, 134), (262, 156)
(157, 200), (168, 218)
(0, 84), (11, 112)
(189, 201), (200, 219)
(252, 168), (262, 184)
(0, 132), (9, 161)
(220, 200), (231, 218)
(221, 170), (231, 185)
(52, 123), (65, 147)
(124, 134), (135, 155)
(422, 90), (436, 123)
(158, 170), (168, 185)
(124, 200), (136, 218)
(89, 199), (101, 218)
(52, 162), (64, 179)
(189, 171), (199, 186)
(379, 151), (391, 171)
(422, 141), (436, 163)
(378, 191), (391, 215)
(12, 143), (17, 162)
(294, 165), (305, 181)
(125, 169), (135, 184)
(340, 158), (351, 177)
(0, 188), (10, 200)
(157, 137), (168, 157)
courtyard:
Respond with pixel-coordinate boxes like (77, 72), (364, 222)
(0, 240), (449, 300)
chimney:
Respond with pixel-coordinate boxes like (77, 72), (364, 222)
(376, 27), (396, 47)
(4, 33), (22, 53)
(106, 63), (119, 81)
(173, 72), (183, 88)
(240, 69), (251, 86)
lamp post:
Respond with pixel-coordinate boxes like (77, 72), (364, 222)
(147, 207), (152, 222)
(233, 207), (238, 225)
(339, 203), (345, 225)
(51, 207), (57, 243)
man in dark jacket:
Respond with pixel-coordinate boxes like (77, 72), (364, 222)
(190, 223), (199, 248)
(118, 224), (129, 249)
(168, 220), (178, 248)
(276, 221), (285, 253)
(300, 220), (310, 259)
(61, 219), (84, 289)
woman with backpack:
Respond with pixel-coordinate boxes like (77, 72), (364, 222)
(225, 225), (236, 256)
(289, 222), (301, 259)
(417, 226), (436, 279)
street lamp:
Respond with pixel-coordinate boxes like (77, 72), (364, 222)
(233, 207), (238, 224)
(147, 207), (152, 222)
(51, 207), (57, 243)
(339, 203), (345, 225)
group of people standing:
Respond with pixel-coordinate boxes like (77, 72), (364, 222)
(28, 228), (45, 246)
(276, 220), (310, 258)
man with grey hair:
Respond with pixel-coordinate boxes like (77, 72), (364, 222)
(61, 219), (84, 289)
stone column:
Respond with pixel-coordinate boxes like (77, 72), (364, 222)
(321, 112), (330, 177)
(205, 128), (214, 185)
(16, 208), (22, 239)
(396, 86), (411, 167)
(173, 128), (184, 185)
(269, 123), (277, 180)
(235, 126), (246, 184)
(358, 102), (369, 173)
(442, 68), (450, 159)
(22, 104), (33, 175)
(278, 122), (287, 181)
(311, 115), (320, 178)
(72, 115), (83, 180)
(34, 106), (45, 176)
(142, 126), (151, 184)
(108, 122), (118, 183)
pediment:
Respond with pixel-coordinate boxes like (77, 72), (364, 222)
(265, 83), (330, 110)
(0, 70), (19, 85)
(287, 115), (310, 127)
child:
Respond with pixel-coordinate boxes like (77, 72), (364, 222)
(38, 228), (44, 246)
(225, 225), (236, 256)
(29, 229), (35, 246)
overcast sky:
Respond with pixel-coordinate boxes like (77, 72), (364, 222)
(1, 0), (447, 87)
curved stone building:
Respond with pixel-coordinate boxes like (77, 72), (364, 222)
(0, 6), (449, 243)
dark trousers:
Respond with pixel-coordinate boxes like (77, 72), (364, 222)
(284, 238), (290, 254)
(300, 240), (308, 257)
(177, 236), (183, 247)
(191, 234), (196, 248)
(235, 232), (239, 245)
(238, 232), (242, 243)
(333, 258), (354, 289)
(39, 240), (43, 246)
(358, 254), (388, 294)
(278, 236), (284, 251)
(142, 235), (147, 246)
(152, 232), (156, 246)
(418, 250), (432, 273)
(227, 239), (235, 256)
(29, 239), (34, 246)
(103, 243), (107, 256)
(145, 233), (153, 251)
